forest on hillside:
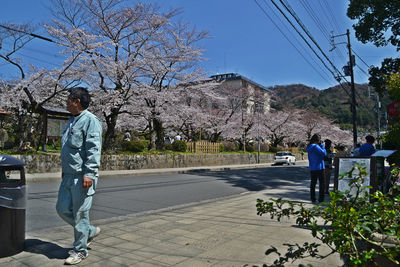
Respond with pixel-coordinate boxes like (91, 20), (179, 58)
(270, 83), (391, 133)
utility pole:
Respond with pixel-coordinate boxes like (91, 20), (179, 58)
(256, 102), (261, 164)
(369, 87), (382, 148)
(377, 94), (381, 147)
(346, 29), (357, 149)
(331, 30), (357, 148)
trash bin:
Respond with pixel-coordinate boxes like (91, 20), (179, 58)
(0, 155), (26, 258)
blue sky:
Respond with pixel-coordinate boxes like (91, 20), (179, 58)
(0, 0), (398, 90)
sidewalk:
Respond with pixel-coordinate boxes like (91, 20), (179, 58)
(2, 162), (343, 266)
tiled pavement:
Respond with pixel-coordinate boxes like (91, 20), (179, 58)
(1, 164), (343, 266)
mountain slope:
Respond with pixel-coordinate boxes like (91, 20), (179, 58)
(270, 83), (389, 130)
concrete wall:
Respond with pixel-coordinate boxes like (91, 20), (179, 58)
(10, 153), (305, 174)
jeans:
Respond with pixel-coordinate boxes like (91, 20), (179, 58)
(56, 174), (97, 253)
(310, 170), (325, 202)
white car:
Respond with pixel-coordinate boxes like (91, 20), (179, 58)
(274, 151), (296, 165)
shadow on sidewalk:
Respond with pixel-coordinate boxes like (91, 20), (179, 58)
(24, 239), (69, 259)
(195, 166), (311, 200)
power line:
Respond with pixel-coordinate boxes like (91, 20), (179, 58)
(277, 1), (370, 111)
(0, 24), (102, 59)
(319, 0), (341, 34)
(0, 24), (54, 43)
(269, 0), (352, 98)
(351, 49), (372, 69)
(253, 0), (333, 84)
(356, 65), (369, 77)
(1, 39), (64, 59)
(15, 52), (61, 67)
(297, 0), (347, 70)
(298, 0), (330, 41)
(260, 0), (334, 82)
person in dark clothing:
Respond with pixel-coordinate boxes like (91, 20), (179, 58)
(323, 139), (333, 194)
(359, 135), (376, 156)
(307, 134), (326, 203)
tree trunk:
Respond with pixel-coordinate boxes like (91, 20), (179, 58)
(155, 119), (164, 150)
(149, 119), (157, 150)
(103, 109), (118, 151)
(242, 133), (246, 152)
(15, 111), (33, 149)
(149, 118), (163, 150)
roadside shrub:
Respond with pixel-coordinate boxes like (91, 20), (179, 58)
(257, 165), (400, 266)
(163, 143), (173, 151)
(246, 145), (255, 152)
(269, 146), (279, 153)
(221, 141), (238, 152)
(172, 140), (187, 152)
(141, 139), (150, 150)
(252, 142), (269, 152)
(121, 140), (146, 152)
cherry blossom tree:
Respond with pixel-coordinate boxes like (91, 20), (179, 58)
(260, 109), (293, 148)
(162, 79), (223, 142)
(0, 22), (82, 148)
(47, 0), (211, 150)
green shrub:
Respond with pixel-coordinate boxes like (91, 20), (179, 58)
(219, 143), (224, 152)
(246, 145), (255, 152)
(221, 141), (238, 152)
(257, 165), (400, 266)
(252, 142), (270, 152)
(163, 143), (173, 151)
(382, 121), (400, 165)
(172, 140), (187, 152)
(121, 140), (146, 152)
(269, 146), (279, 153)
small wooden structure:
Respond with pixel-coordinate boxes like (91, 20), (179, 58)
(187, 141), (221, 154)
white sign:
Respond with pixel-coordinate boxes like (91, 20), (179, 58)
(338, 158), (371, 197)
(47, 118), (69, 138)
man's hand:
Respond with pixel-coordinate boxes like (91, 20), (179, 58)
(83, 176), (93, 188)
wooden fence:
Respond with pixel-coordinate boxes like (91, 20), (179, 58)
(187, 141), (221, 154)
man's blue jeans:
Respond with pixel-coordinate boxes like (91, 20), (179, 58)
(56, 174), (96, 253)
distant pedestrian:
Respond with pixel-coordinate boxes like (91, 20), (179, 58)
(335, 146), (347, 158)
(353, 143), (361, 157)
(323, 139), (333, 194)
(123, 131), (131, 142)
(307, 134), (326, 203)
(359, 135), (376, 156)
(56, 87), (102, 265)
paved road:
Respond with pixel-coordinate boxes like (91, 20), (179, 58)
(26, 164), (310, 232)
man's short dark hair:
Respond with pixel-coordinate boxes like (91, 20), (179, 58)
(68, 87), (91, 109)
(365, 135), (375, 144)
(309, 133), (321, 144)
(324, 139), (332, 148)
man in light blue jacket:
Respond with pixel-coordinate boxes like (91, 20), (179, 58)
(56, 87), (102, 265)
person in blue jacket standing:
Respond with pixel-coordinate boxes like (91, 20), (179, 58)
(307, 133), (326, 203)
(56, 87), (102, 265)
(359, 135), (376, 156)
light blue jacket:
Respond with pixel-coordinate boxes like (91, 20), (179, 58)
(61, 110), (102, 193)
(306, 143), (326, 171)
